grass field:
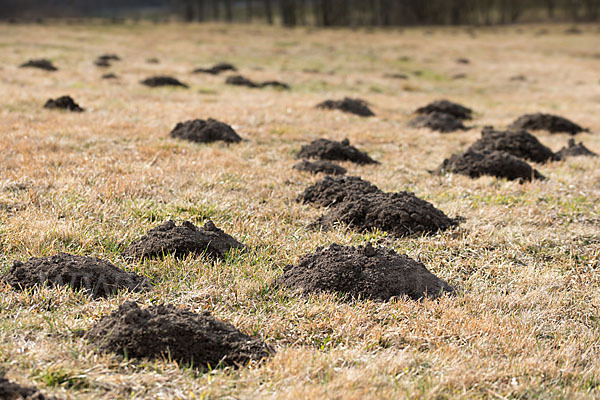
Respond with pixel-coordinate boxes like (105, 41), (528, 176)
(1, 22), (600, 399)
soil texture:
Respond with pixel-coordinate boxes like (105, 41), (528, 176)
(296, 138), (378, 165)
(408, 112), (468, 133)
(141, 76), (188, 88)
(169, 118), (242, 143)
(556, 139), (598, 159)
(19, 59), (57, 71)
(297, 175), (380, 207)
(292, 160), (347, 175)
(508, 113), (588, 134)
(415, 99), (473, 120)
(43, 96), (84, 112)
(316, 97), (375, 117)
(468, 127), (556, 163)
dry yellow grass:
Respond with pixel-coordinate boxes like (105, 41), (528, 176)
(1, 22), (600, 399)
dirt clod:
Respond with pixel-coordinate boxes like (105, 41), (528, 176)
(276, 244), (455, 301)
(97, 54), (120, 62)
(415, 99), (473, 120)
(297, 175), (379, 207)
(556, 139), (598, 159)
(169, 119), (242, 143)
(44, 96), (84, 112)
(2, 253), (151, 298)
(292, 160), (347, 175)
(468, 127), (556, 163)
(102, 73), (118, 79)
(85, 301), (272, 369)
(94, 59), (110, 67)
(0, 376), (53, 400)
(409, 111), (468, 133)
(19, 59), (57, 71)
(435, 149), (545, 181)
(141, 76), (188, 88)
(124, 220), (245, 260)
(296, 138), (378, 165)
(225, 75), (290, 89)
(194, 62), (237, 74)
(316, 97), (375, 117)
(508, 113), (587, 134)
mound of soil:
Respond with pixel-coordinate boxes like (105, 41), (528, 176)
(0, 376), (53, 400)
(468, 127), (556, 163)
(141, 76), (188, 88)
(19, 59), (57, 71)
(94, 59), (110, 67)
(408, 112), (468, 133)
(316, 97), (375, 117)
(415, 99), (473, 120)
(435, 149), (545, 181)
(297, 175), (380, 207)
(85, 301), (272, 369)
(292, 160), (347, 175)
(456, 58), (470, 64)
(124, 220), (245, 260)
(97, 54), (120, 62)
(508, 113), (588, 135)
(169, 118), (242, 143)
(225, 75), (290, 89)
(260, 80), (291, 89)
(555, 139), (598, 159)
(296, 138), (378, 165)
(194, 62), (237, 74)
(276, 244), (455, 301)
(43, 96), (84, 112)
(102, 73), (118, 79)
(2, 253), (151, 298)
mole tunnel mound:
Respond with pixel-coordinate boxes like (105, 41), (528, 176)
(276, 244), (455, 301)
(508, 113), (588, 135)
(296, 138), (378, 165)
(85, 301), (273, 369)
(2, 253), (151, 299)
(141, 76), (188, 88)
(44, 96), (84, 112)
(169, 119), (243, 144)
(408, 112), (468, 133)
(468, 127), (557, 163)
(292, 160), (347, 175)
(415, 99), (473, 120)
(556, 139), (598, 159)
(316, 97), (375, 117)
(0, 376), (54, 400)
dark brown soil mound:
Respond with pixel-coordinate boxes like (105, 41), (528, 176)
(508, 113), (588, 135)
(408, 112), (468, 133)
(124, 220), (245, 260)
(94, 59), (110, 67)
(225, 75), (290, 89)
(316, 97), (375, 117)
(260, 80), (291, 89)
(169, 119), (242, 143)
(97, 54), (120, 61)
(19, 59), (57, 71)
(276, 244), (455, 301)
(297, 175), (380, 207)
(194, 62), (237, 74)
(296, 138), (378, 165)
(43, 96), (84, 112)
(468, 127), (556, 163)
(2, 253), (151, 298)
(85, 301), (272, 369)
(292, 160), (347, 175)
(141, 76), (188, 88)
(102, 73), (118, 80)
(0, 376), (53, 400)
(435, 149), (545, 181)
(415, 99), (473, 120)
(556, 139), (598, 159)
(456, 58), (470, 64)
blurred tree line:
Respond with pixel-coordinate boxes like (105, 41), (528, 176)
(2, 0), (600, 25)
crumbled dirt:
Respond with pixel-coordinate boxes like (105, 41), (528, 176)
(225, 75), (290, 89)
(415, 99), (473, 120)
(141, 76), (188, 88)
(19, 59), (57, 71)
(0, 376), (53, 400)
(508, 113), (588, 134)
(194, 62), (237, 74)
(468, 127), (557, 163)
(123, 220), (245, 260)
(297, 175), (380, 207)
(276, 243), (455, 301)
(2, 252), (151, 298)
(102, 73), (118, 79)
(296, 138), (378, 165)
(169, 119), (242, 143)
(292, 160), (347, 175)
(409, 112), (468, 132)
(44, 96), (84, 112)
(316, 97), (375, 117)
(434, 149), (545, 181)
(556, 139), (598, 159)
(94, 59), (110, 67)
(85, 301), (272, 369)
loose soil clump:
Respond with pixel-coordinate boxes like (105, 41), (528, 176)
(169, 118), (242, 144)
(316, 97), (375, 117)
(124, 220), (245, 260)
(194, 62), (237, 74)
(408, 112), (468, 133)
(85, 301), (272, 369)
(276, 243), (455, 301)
(94, 59), (110, 67)
(102, 73), (118, 79)
(468, 127), (557, 163)
(292, 160), (347, 175)
(225, 75), (290, 89)
(296, 138), (378, 165)
(0, 376), (53, 400)
(435, 149), (545, 181)
(415, 99), (473, 120)
(556, 139), (598, 159)
(19, 58), (57, 71)
(297, 175), (380, 207)
(2, 253), (151, 298)
(97, 53), (120, 62)
(508, 113), (588, 134)
(44, 95), (84, 112)
(141, 76), (188, 88)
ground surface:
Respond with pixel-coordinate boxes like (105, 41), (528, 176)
(0, 22), (599, 399)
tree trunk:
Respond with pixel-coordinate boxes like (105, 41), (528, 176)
(246, 0), (252, 21)
(224, 0), (233, 22)
(265, 0), (273, 24)
(212, 0), (219, 19)
(183, 0), (194, 22)
(196, 0), (205, 21)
